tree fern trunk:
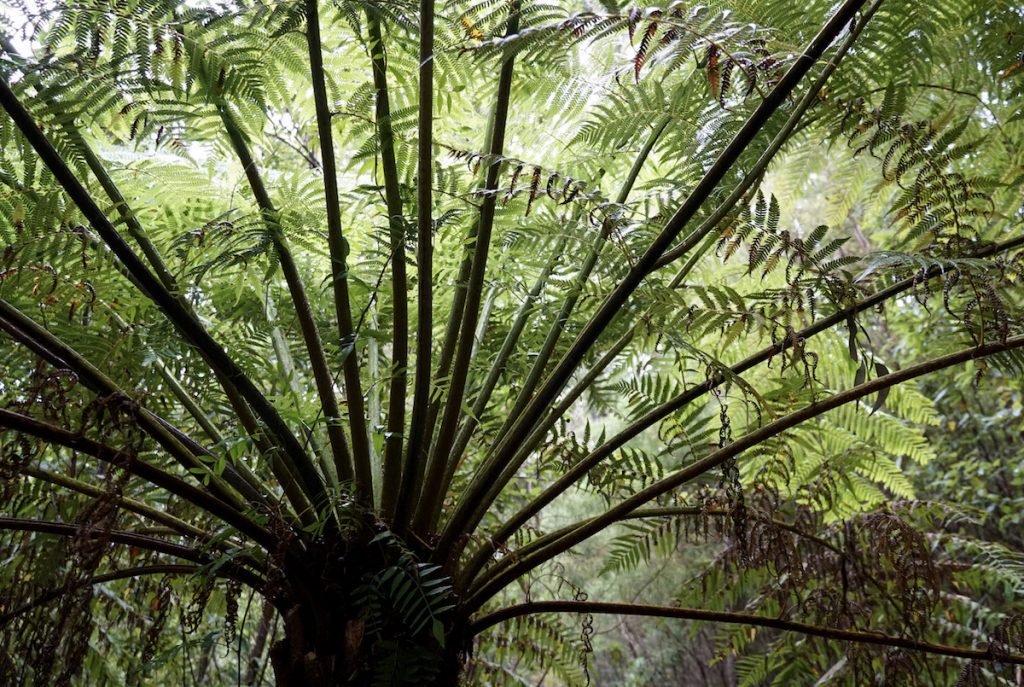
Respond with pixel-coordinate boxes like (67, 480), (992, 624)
(261, 533), (464, 686)
(269, 630), (466, 687)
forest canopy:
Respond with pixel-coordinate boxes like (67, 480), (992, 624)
(0, 0), (1023, 684)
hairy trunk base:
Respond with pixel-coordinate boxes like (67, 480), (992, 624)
(268, 613), (466, 686)
(265, 531), (466, 686)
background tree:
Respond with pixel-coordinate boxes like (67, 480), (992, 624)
(0, 0), (1022, 684)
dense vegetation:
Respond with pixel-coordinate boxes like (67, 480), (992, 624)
(0, 0), (1023, 684)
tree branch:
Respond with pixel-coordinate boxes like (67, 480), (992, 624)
(454, 328), (636, 575)
(475, 0), (879, 518)
(0, 37), (178, 293)
(22, 464), (214, 543)
(216, 102), (338, 512)
(429, 240), (566, 524)
(455, 116), (676, 533)
(0, 518), (265, 591)
(304, 0), (374, 501)
(0, 564), (202, 625)
(652, 0), (882, 272)
(0, 517), (252, 579)
(0, 407), (277, 550)
(0, 300), (264, 511)
(417, 0), (523, 534)
(460, 231), (1024, 583)
(490, 116), (670, 451)
(396, 0), (437, 531)
(0, 76), (317, 523)
(469, 507), (860, 600)
(437, 0), (869, 561)
(102, 307), (275, 506)
(365, 10), (410, 518)
(0, 39), (279, 509)
(466, 334), (1024, 607)
(469, 601), (1024, 665)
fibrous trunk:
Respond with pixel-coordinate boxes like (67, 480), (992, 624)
(266, 534), (465, 686)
